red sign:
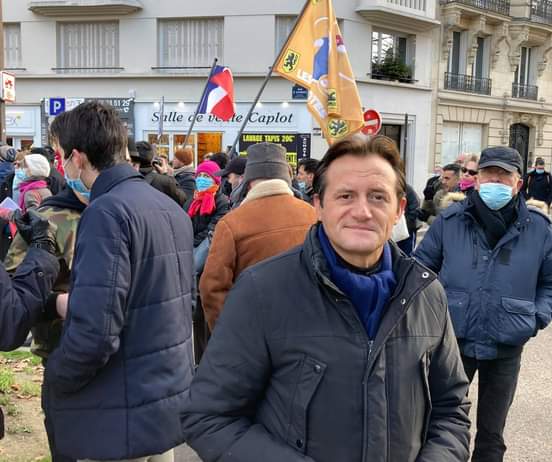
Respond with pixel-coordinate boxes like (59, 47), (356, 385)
(361, 109), (382, 136)
(1, 72), (16, 103)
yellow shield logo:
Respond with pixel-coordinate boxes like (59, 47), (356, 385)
(282, 50), (301, 73)
(327, 89), (338, 112)
(328, 119), (350, 138)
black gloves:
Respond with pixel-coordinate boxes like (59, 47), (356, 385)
(13, 209), (57, 255)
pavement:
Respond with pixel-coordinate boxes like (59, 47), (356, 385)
(175, 324), (552, 462)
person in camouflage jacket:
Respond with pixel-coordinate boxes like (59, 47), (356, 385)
(5, 187), (86, 357)
(5, 186), (86, 462)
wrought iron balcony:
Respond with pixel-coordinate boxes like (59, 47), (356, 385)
(440, 0), (510, 15)
(444, 72), (492, 95)
(531, 0), (552, 24)
(512, 83), (539, 100)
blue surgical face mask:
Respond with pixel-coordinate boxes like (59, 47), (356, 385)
(196, 176), (214, 192)
(14, 168), (28, 182)
(536, 168), (545, 174)
(478, 183), (513, 210)
(297, 181), (306, 192)
(64, 155), (91, 200)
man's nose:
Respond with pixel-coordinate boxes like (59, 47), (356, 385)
(351, 198), (373, 220)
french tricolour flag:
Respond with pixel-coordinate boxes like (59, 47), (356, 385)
(198, 66), (236, 121)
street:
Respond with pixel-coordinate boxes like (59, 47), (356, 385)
(175, 325), (552, 462)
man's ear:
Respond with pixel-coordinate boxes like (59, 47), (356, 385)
(396, 196), (407, 224)
(314, 194), (323, 222)
(71, 149), (88, 170)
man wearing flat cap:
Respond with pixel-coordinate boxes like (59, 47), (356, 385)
(415, 146), (552, 462)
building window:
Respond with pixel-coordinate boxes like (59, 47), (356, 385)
(515, 47), (535, 86)
(473, 36), (490, 79)
(57, 22), (119, 73)
(158, 18), (223, 70)
(442, 122), (483, 165)
(448, 31), (467, 75)
(371, 30), (414, 82)
(275, 16), (296, 55)
(4, 23), (21, 69)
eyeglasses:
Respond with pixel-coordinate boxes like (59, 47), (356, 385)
(461, 167), (478, 176)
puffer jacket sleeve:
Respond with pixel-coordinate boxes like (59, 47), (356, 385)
(0, 248), (59, 350)
(417, 282), (471, 462)
(182, 270), (315, 462)
(413, 215), (445, 273)
(46, 207), (130, 393)
(535, 222), (552, 330)
(199, 219), (236, 331)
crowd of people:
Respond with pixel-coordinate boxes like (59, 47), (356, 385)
(0, 100), (550, 462)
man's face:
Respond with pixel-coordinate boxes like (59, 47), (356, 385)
(227, 172), (243, 190)
(476, 167), (522, 194)
(297, 166), (314, 188)
(314, 154), (406, 267)
(441, 169), (459, 192)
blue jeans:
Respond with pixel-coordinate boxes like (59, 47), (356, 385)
(193, 237), (210, 275)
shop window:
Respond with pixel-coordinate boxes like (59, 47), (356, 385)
(4, 23), (21, 69)
(442, 122), (483, 165)
(148, 133), (170, 159)
(158, 18), (223, 70)
(57, 22), (120, 73)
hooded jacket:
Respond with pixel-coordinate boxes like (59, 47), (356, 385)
(414, 195), (552, 359)
(182, 225), (471, 462)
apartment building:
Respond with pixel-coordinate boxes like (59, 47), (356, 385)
(3, 0), (440, 190)
(436, 0), (552, 172)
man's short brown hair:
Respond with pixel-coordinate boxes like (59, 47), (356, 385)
(313, 134), (406, 204)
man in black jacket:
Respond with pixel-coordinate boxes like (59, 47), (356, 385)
(44, 102), (194, 461)
(522, 157), (552, 205)
(130, 140), (187, 206)
(182, 134), (471, 462)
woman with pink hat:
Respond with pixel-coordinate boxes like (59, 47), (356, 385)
(185, 160), (229, 273)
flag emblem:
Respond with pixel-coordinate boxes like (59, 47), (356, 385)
(282, 50), (301, 73)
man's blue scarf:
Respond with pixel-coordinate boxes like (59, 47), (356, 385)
(318, 225), (397, 340)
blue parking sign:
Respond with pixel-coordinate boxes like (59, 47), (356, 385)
(49, 98), (66, 116)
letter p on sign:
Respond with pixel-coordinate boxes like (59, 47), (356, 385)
(49, 98), (66, 116)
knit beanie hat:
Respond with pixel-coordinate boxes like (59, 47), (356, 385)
(243, 143), (291, 186)
(24, 154), (51, 178)
(0, 145), (16, 162)
(196, 160), (222, 185)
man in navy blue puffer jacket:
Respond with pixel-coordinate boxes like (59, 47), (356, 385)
(43, 102), (194, 461)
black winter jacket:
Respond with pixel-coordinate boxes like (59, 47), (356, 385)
(0, 248), (59, 351)
(181, 225), (471, 462)
(174, 168), (196, 201)
(523, 171), (552, 204)
(185, 191), (229, 247)
(141, 167), (187, 206)
(44, 164), (194, 460)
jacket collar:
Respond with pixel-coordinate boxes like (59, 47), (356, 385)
(174, 165), (195, 175)
(302, 223), (436, 365)
(463, 191), (531, 229)
(90, 163), (142, 202)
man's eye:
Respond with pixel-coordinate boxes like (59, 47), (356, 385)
(338, 194), (352, 200)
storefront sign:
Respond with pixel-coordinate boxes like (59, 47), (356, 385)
(1, 72), (16, 103)
(85, 97), (135, 137)
(239, 133), (311, 168)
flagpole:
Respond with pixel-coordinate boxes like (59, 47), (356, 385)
(184, 57), (218, 166)
(228, 0), (311, 158)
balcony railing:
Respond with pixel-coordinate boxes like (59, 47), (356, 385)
(387, 0), (427, 11)
(531, 0), (552, 24)
(440, 0), (510, 15)
(444, 72), (492, 95)
(512, 83), (539, 100)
